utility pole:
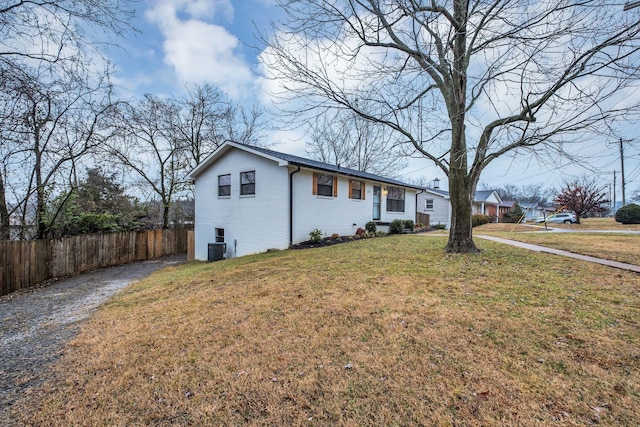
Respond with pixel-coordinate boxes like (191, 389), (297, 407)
(619, 138), (626, 207)
(613, 170), (617, 211)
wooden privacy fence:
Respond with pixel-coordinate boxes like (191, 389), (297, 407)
(187, 230), (195, 262)
(0, 228), (189, 297)
(416, 212), (430, 227)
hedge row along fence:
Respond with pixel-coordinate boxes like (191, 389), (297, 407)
(0, 229), (189, 297)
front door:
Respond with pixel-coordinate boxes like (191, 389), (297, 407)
(373, 186), (381, 220)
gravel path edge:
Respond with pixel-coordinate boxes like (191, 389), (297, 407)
(0, 255), (187, 425)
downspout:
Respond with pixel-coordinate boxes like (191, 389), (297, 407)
(289, 165), (301, 246)
(415, 188), (424, 224)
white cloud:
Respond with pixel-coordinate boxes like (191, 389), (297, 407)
(267, 129), (306, 155)
(146, 0), (254, 99)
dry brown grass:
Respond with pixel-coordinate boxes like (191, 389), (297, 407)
(548, 217), (640, 231)
(14, 236), (640, 426)
(473, 223), (535, 233)
(477, 217), (640, 232)
(476, 220), (640, 266)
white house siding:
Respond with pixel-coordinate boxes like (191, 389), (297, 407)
(291, 169), (417, 242)
(416, 191), (450, 228)
(193, 150), (289, 260)
(380, 186), (417, 224)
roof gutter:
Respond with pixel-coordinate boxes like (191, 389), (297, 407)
(289, 165), (301, 246)
(288, 162), (422, 191)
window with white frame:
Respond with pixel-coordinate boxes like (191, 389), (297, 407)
(240, 170), (255, 195)
(218, 174), (231, 197)
(425, 199), (434, 210)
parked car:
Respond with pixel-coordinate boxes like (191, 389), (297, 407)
(535, 213), (577, 224)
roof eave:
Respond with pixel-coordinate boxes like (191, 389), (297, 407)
(186, 141), (290, 180)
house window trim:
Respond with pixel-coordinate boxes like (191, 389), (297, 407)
(218, 174), (231, 198)
(425, 198), (434, 211)
(349, 179), (366, 200)
(240, 170), (256, 196)
(386, 186), (405, 213)
(313, 172), (338, 198)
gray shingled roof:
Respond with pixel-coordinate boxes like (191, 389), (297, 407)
(423, 187), (450, 197)
(241, 143), (423, 190)
(474, 190), (497, 201)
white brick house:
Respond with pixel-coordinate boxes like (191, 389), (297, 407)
(187, 141), (421, 260)
(416, 188), (451, 228)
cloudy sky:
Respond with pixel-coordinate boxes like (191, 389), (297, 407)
(109, 0), (640, 198)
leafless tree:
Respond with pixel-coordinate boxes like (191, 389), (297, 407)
(174, 84), (229, 169)
(0, 0), (135, 69)
(174, 84), (266, 172)
(0, 0), (136, 239)
(0, 175), (8, 239)
(263, 0), (640, 252)
(108, 95), (187, 230)
(0, 65), (118, 239)
(495, 184), (553, 206)
(222, 103), (266, 148)
(306, 109), (407, 176)
(555, 176), (610, 223)
(108, 87), (267, 229)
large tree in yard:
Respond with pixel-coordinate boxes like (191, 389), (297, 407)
(555, 177), (610, 224)
(263, 1), (640, 252)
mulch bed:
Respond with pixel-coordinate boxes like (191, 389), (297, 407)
(290, 229), (436, 250)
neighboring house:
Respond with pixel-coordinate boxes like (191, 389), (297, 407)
(499, 200), (517, 218)
(416, 187), (451, 228)
(187, 141), (421, 260)
(519, 202), (540, 221)
(519, 202), (555, 222)
(473, 190), (502, 220)
(416, 187), (503, 228)
(6, 211), (36, 240)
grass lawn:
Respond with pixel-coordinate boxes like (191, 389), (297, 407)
(477, 217), (640, 232)
(16, 235), (640, 426)
(475, 219), (640, 266)
(543, 217), (640, 231)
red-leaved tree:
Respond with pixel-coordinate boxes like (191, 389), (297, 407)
(554, 177), (610, 224)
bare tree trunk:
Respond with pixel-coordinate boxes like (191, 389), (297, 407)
(34, 143), (48, 240)
(446, 177), (476, 253)
(0, 171), (10, 240)
(162, 202), (170, 229)
(445, 0), (479, 253)
(446, 125), (479, 252)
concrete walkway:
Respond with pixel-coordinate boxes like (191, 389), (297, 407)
(475, 234), (640, 274)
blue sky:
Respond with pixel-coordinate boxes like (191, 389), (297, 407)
(110, 0), (278, 100)
(106, 0), (640, 198)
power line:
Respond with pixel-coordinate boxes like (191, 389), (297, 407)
(624, 1), (640, 11)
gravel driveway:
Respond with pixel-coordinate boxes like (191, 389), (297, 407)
(0, 255), (186, 425)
